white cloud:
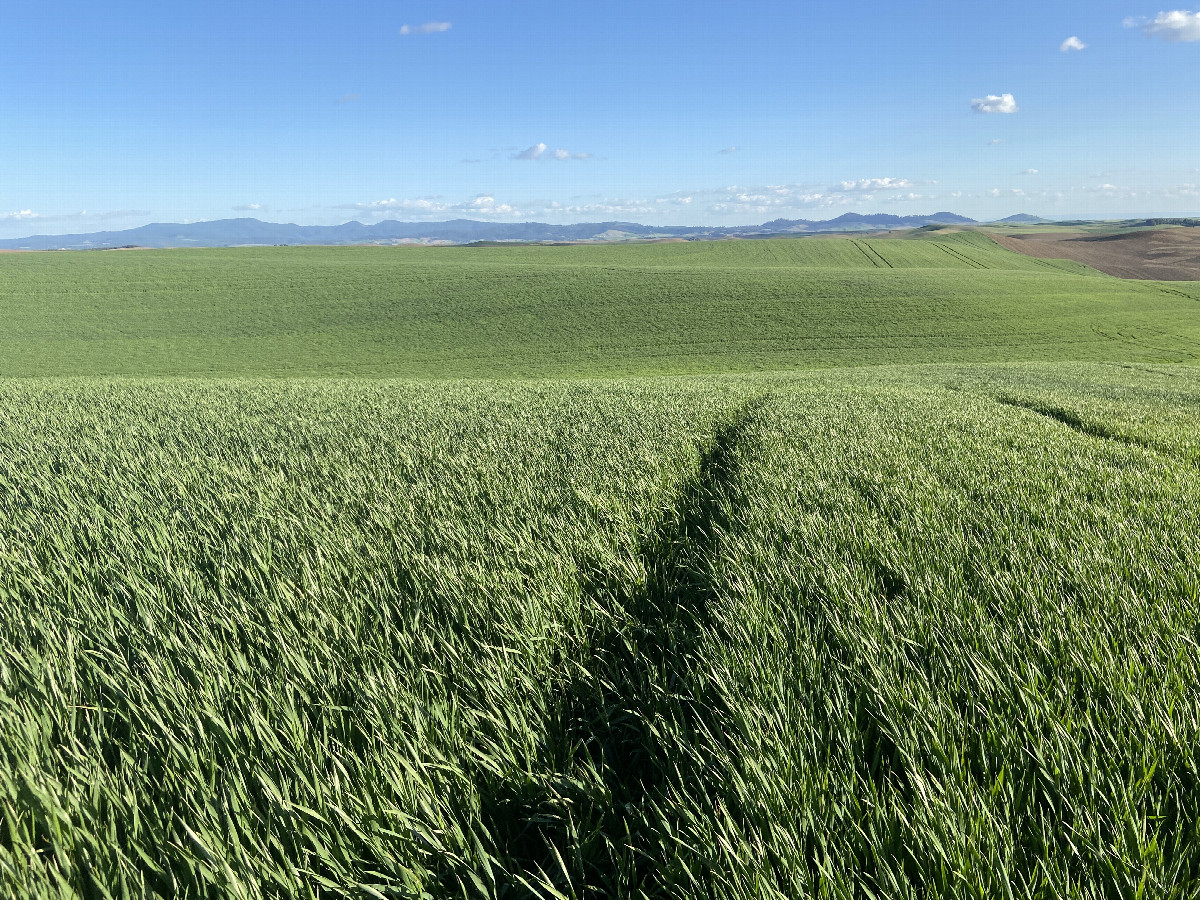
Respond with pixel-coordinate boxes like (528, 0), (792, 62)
(464, 195), (520, 215)
(701, 183), (870, 215)
(971, 93), (1019, 114)
(1021, 169), (1039, 175)
(1060, 35), (1087, 51)
(336, 194), (527, 219)
(337, 93), (361, 103)
(1127, 10), (1200, 41)
(234, 203), (265, 212)
(554, 200), (657, 217)
(883, 193), (935, 203)
(345, 197), (451, 213)
(513, 142), (590, 161)
(718, 146), (739, 154)
(514, 143), (547, 160)
(399, 21), (452, 35)
(0, 208), (150, 231)
(833, 177), (913, 192)
(989, 139), (1005, 145)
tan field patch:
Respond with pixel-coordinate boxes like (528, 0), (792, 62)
(988, 228), (1200, 281)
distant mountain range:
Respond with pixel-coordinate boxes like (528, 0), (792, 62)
(0, 212), (985, 250)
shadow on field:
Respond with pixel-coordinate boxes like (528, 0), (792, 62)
(466, 397), (770, 898)
(996, 395), (1156, 452)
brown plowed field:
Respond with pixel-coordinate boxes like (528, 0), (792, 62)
(989, 228), (1200, 280)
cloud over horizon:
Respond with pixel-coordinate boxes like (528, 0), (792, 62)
(399, 22), (452, 36)
(0, 208), (150, 228)
(512, 142), (591, 161)
(972, 93), (1019, 114)
(330, 181), (913, 224)
(1126, 10), (1200, 41)
(833, 177), (913, 192)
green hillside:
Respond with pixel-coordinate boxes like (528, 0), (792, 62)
(2, 235), (1197, 376)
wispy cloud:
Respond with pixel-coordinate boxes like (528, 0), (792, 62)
(1125, 10), (1200, 41)
(513, 143), (547, 160)
(331, 177), (956, 225)
(833, 177), (913, 192)
(702, 183), (882, 215)
(399, 21), (452, 36)
(340, 198), (444, 213)
(94, 209), (150, 221)
(337, 93), (361, 103)
(336, 195), (521, 218)
(883, 193), (935, 203)
(0, 208), (149, 227)
(718, 146), (739, 154)
(462, 196), (520, 215)
(548, 199), (657, 217)
(989, 139), (1005, 145)
(512, 142), (591, 161)
(233, 203), (268, 212)
(1060, 35), (1087, 51)
(1021, 169), (1039, 175)
(972, 93), (1018, 114)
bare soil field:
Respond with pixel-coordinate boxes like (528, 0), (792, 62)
(989, 227), (1200, 280)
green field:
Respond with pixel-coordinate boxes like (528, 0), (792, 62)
(2, 233), (1197, 377)
(1, 236), (1199, 897)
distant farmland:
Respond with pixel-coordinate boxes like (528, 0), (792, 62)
(1, 234), (1198, 898)
(0, 231), (1197, 377)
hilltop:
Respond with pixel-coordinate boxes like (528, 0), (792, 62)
(990, 213), (1051, 224)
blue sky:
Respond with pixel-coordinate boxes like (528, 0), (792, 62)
(2, 0), (1199, 235)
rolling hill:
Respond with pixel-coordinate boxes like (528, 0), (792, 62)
(0, 231), (1196, 377)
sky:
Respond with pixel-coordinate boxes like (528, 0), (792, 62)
(2, 0), (1200, 236)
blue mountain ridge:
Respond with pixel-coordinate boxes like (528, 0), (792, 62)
(0, 213), (978, 250)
